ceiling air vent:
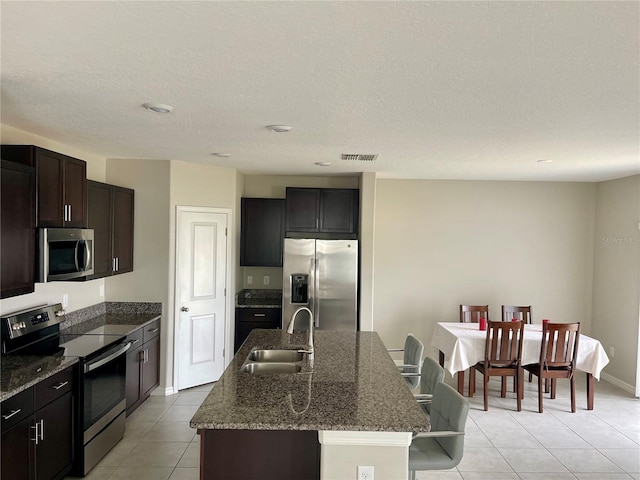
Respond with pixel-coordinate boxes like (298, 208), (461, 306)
(341, 153), (378, 162)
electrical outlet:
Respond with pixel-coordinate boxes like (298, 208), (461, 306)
(99, 285), (105, 297)
(263, 275), (270, 285)
(609, 346), (615, 358)
(247, 275), (253, 285)
(62, 293), (69, 308)
(357, 465), (374, 480)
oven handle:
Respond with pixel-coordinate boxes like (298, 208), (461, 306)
(84, 342), (132, 373)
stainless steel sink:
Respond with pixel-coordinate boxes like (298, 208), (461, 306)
(247, 349), (305, 363)
(240, 362), (302, 374)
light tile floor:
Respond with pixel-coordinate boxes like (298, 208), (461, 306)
(66, 374), (639, 480)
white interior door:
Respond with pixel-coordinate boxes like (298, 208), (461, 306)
(177, 208), (228, 390)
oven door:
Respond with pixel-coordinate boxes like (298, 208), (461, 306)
(82, 341), (130, 438)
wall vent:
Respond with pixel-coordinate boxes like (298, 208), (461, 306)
(341, 153), (378, 162)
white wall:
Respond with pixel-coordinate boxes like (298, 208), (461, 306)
(592, 175), (640, 389)
(0, 124), (108, 315)
(373, 179), (597, 360)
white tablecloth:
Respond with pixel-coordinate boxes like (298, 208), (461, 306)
(431, 323), (610, 380)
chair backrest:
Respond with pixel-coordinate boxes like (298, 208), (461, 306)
(540, 322), (580, 368)
(419, 356), (445, 412)
(430, 382), (470, 465)
(460, 305), (489, 323)
(501, 305), (532, 324)
(404, 334), (424, 389)
(484, 320), (524, 368)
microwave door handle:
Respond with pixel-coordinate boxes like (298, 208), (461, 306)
(83, 240), (91, 271)
(74, 240), (80, 272)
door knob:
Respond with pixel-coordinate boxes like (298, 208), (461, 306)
(181, 306), (189, 312)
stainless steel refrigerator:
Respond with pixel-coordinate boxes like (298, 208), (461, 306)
(282, 238), (358, 331)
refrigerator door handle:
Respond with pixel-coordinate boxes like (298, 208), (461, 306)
(313, 257), (320, 328)
(309, 258), (318, 328)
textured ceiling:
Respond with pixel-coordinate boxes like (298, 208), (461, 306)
(1, 1), (638, 181)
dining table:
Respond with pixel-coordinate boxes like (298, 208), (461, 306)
(431, 322), (610, 410)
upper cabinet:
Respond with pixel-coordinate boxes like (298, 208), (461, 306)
(240, 198), (285, 267)
(0, 160), (36, 299)
(87, 180), (134, 279)
(1, 145), (87, 228)
(285, 187), (359, 238)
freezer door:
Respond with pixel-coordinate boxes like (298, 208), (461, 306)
(282, 238), (315, 329)
(316, 240), (358, 331)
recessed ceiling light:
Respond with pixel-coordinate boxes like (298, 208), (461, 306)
(211, 153), (231, 158)
(142, 103), (174, 113)
(315, 162), (331, 167)
(537, 159), (553, 164)
(266, 125), (292, 133)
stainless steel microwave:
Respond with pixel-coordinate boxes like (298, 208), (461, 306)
(39, 228), (94, 282)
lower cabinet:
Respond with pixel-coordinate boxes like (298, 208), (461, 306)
(235, 308), (281, 353)
(1, 366), (75, 480)
(125, 319), (161, 416)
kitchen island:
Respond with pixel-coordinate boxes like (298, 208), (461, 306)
(190, 329), (429, 480)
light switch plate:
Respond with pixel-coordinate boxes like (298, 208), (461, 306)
(263, 275), (270, 285)
(62, 293), (69, 308)
(247, 275), (253, 285)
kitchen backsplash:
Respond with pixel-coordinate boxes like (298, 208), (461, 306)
(61, 301), (162, 329)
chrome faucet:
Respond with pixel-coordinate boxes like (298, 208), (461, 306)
(286, 307), (314, 360)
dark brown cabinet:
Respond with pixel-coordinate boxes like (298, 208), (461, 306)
(1, 366), (75, 480)
(87, 180), (134, 279)
(1, 146), (87, 228)
(234, 308), (281, 353)
(240, 198), (285, 267)
(285, 187), (359, 237)
(125, 319), (161, 416)
(1, 160), (36, 299)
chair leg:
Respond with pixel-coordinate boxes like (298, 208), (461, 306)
(500, 376), (507, 398)
(570, 374), (576, 413)
(469, 369), (475, 397)
(538, 375), (544, 413)
(544, 378), (550, 393)
(517, 369), (523, 412)
(483, 373), (489, 411)
(551, 378), (557, 399)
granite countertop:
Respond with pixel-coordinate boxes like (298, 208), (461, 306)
(61, 312), (161, 336)
(1, 302), (162, 403)
(0, 355), (78, 403)
(190, 329), (430, 433)
(236, 289), (282, 308)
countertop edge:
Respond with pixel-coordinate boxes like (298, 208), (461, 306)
(0, 357), (78, 403)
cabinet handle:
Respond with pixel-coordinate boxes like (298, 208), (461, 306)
(253, 313), (266, 317)
(149, 328), (160, 333)
(2, 408), (21, 420)
(68, 205), (72, 221)
(116, 257), (119, 272)
(31, 423), (39, 444)
(39, 419), (44, 441)
(112, 257), (116, 272)
(52, 381), (69, 390)
(129, 339), (140, 345)
(63, 205), (68, 222)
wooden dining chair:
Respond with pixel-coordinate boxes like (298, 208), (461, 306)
(460, 305), (489, 323)
(469, 320), (525, 411)
(502, 305), (533, 387)
(460, 305), (489, 394)
(523, 322), (581, 413)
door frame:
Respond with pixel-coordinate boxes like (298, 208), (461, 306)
(173, 205), (234, 392)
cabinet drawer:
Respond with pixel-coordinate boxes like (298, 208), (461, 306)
(143, 319), (161, 343)
(35, 366), (74, 409)
(236, 308), (281, 324)
(126, 327), (143, 348)
(1, 388), (33, 433)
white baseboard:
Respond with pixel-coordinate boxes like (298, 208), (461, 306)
(601, 372), (637, 396)
(150, 386), (175, 396)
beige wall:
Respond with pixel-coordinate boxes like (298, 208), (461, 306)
(359, 172), (377, 331)
(0, 124), (108, 315)
(592, 175), (640, 388)
(373, 179), (597, 360)
(168, 160), (240, 391)
(105, 158), (171, 389)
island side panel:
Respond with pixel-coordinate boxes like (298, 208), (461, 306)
(199, 429), (320, 480)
